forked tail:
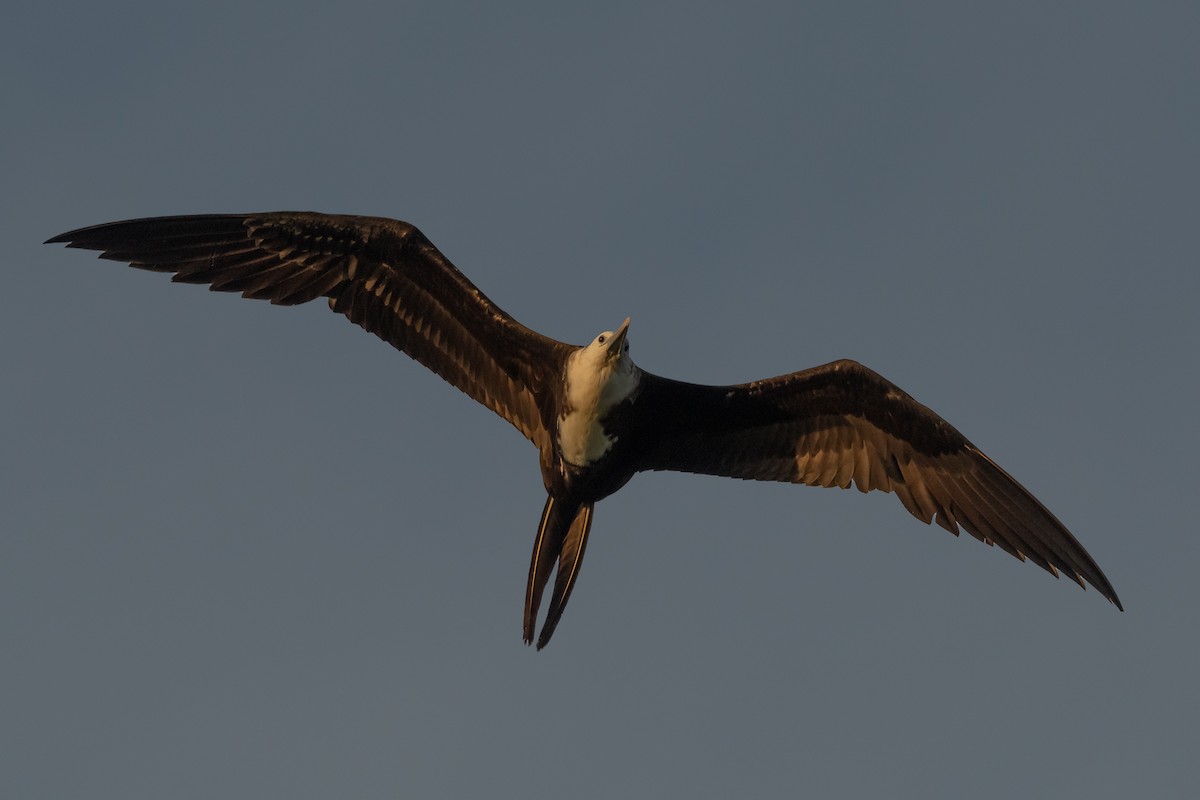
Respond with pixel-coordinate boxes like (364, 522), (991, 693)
(523, 496), (595, 649)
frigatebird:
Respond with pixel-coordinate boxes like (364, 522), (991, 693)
(47, 212), (1122, 648)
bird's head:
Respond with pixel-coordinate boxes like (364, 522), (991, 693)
(565, 317), (639, 409)
(587, 317), (632, 364)
(571, 317), (637, 388)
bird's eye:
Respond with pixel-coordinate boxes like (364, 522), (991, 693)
(623, 343), (629, 353)
(598, 335), (606, 344)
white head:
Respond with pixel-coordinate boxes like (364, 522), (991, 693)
(564, 317), (639, 409)
(579, 317), (634, 374)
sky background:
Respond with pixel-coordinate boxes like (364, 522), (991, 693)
(4, 2), (1198, 797)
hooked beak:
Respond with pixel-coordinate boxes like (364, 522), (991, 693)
(606, 317), (631, 358)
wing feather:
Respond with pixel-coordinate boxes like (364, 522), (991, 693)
(47, 212), (573, 451)
(634, 359), (1122, 609)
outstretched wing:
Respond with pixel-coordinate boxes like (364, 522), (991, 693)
(633, 359), (1122, 609)
(47, 213), (573, 452)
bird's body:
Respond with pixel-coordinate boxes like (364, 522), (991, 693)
(47, 211), (1123, 648)
(557, 325), (640, 470)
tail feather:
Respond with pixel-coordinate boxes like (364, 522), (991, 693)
(537, 504), (594, 650)
(522, 496), (595, 648)
(524, 496), (564, 644)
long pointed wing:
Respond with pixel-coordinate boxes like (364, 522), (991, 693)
(633, 359), (1122, 609)
(47, 213), (573, 451)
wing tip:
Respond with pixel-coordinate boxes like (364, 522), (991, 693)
(1065, 566), (1124, 612)
(46, 231), (94, 246)
(1099, 582), (1125, 612)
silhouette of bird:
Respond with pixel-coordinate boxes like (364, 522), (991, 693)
(48, 212), (1123, 648)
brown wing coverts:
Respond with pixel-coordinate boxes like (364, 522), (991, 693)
(47, 213), (570, 450)
(638, 359), (1122, 610)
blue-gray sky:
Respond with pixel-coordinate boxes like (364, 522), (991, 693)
(5, 2), (1197, 797)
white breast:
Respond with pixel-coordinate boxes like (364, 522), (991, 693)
(557, 349), (640, 467)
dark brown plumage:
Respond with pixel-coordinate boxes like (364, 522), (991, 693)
(47, 211), (1122, 648)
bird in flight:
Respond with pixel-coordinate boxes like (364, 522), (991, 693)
(48, 212), (1123, 648)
